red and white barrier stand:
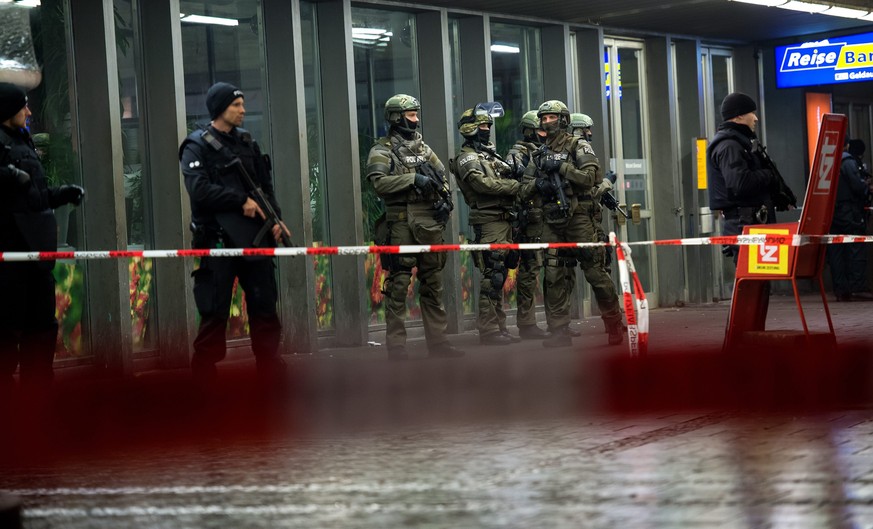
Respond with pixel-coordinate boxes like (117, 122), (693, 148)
(611, 232), (649, 358)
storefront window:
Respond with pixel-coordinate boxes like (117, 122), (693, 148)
(448, 16), (475, 316)
(490, 22), (544, 156)
(180, 0), (268, 338)
(114, 0), (156, 352)
(352, 6), (420, 324)
(301, 1), (334, 331)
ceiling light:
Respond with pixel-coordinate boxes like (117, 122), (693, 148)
(730, 0), (787, 6)
(823, 6), (870, 18)
(12, 0), (41, 6)
(859, 12), (873, 20)
(491, 44), (520, 54)
(780, 0), (831, 12)
(180, 14), (239, 27)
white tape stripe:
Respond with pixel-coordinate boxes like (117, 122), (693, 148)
(7, 483), (474, 496)
(3, 234), (871, 262)
(25, 502), (500, 518)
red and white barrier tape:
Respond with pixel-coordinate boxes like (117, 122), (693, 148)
(613, 234), (648, 358)
(1, 233), (872, 263)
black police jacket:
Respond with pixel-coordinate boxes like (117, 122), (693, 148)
(707, 122), (774, 211)
(0, 125), (61, 264)
(179, 125), (281, 248)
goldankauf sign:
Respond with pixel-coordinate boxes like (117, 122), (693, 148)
(775, 30), (873, 88)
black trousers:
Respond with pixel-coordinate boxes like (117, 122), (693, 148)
(828, 214), (868, 296)
(0, 262), (58, 384)
(191, 256), (282, 369)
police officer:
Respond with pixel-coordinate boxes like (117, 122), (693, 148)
(366, 94), (464, 360)
(455, 106), (530, 345)
(828, 139), (873, 302)
(0, 82), (84, 390)
(179, 82), (290, 384)
(570, 112), (620, 334)
(526, 100), (623, 347)
(569, 113), (594, 142)
(707, 92), (781, 263)
(505, 110), (550, 339)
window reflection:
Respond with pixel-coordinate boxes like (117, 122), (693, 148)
(490, 22), (544, 156)
(180, 0), (268, 144)
(115, 0), (156, 352)
(301, 1), (334, 331)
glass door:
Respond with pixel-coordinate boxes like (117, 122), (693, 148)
(604, 38), (656, 301)
(701, 47), (734, 300)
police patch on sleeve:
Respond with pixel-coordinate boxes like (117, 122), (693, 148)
(580, 142), (595, 156)
(458, 153), (478, 167)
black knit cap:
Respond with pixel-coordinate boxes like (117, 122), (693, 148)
(206, 82), (244, 120)
(720, 92), (757, 121)
(0, 82), (27, 124)
(847, 138), (866, 158)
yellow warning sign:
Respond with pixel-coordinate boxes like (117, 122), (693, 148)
(747, 227), (790, 275)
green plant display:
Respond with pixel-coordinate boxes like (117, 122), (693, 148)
(53, 262), (83, 358)
(129, 257), (152, 347)
(313, 252), (333, 330)
(227, 277), (249, 339)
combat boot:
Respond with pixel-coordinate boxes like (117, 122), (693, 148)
(500, 330), (522, 343)
(607, 321), (624, 346)
(428, 342), (465, 358)
(542, 327), (572, 348)
(387, 346), (409, 361)
(518, 325), (551, 339)
(480, 331), (515, 346)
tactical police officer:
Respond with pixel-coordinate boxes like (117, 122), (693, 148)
(707, 92), (781, 263)
(526, 100), (623, 347)
(179, 82), (290, 384)
(366, 94), (464, 360)
(0, 82), (84, 390)
(455, 106), (530, 345)
(569, 112), (621, 335)
(505, 110), (550, 339)
(569, 113), (594, 142)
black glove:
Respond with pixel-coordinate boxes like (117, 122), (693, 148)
(413, 173), (434, 194)
(539, 156), (563, 174)
(433, 201), (452, 225)
(6, 164), (30, 187)
(54, 184), (85, 207)
(535, 177), (555, 196)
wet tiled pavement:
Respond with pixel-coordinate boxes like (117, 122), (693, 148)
(1, 294), (872, 528)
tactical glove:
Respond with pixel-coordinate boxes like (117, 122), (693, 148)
(413, 173), (434, 194)
(593, 178), (613, 200)
(534, 177), (555, 197)
(539, 156), (563, 174)
(52, 184), (85, 208)
(434, 201), (452, 225)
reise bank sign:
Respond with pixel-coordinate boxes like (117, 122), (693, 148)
(775, 30), (873, 88)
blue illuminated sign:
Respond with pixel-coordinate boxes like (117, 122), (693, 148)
(775, 30), (873, 88)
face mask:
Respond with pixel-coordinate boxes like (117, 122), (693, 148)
(402, 117), (419, 131)
(476, 129), (491, 144)
(541, 120), (560, 137)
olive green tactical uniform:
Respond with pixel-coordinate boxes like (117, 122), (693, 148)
(367, 131), (450, 351)
(527, 102), (622, 343)
(455, 142), (526, 337)
(506, 138), (543, 328)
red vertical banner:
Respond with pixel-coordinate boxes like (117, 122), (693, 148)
(805, 93), (832, 168)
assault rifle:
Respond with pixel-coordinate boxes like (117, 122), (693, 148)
(534, 144), (571, 221)
(754, 144), (797, 212)
(226, 157), (292, 247)
(601, 171), (629, 219)
(417, 161), (454, 225)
